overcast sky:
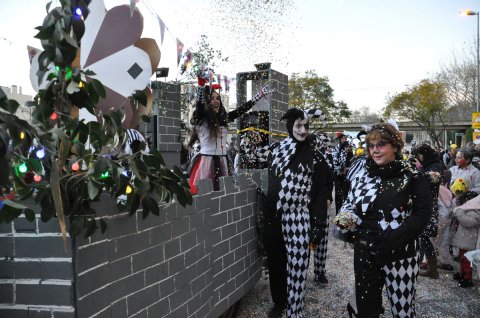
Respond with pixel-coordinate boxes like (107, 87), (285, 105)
(0, 0), (479, 112)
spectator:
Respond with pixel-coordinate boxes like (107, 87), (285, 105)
(449, 148), (480, 193)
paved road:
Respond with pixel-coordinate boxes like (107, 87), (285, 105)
(235, 208), (480, 318)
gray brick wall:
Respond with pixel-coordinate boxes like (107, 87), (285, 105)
(0, 197), (75, 318)
(0, 173), (262, 318)
(140, 82), (181, 168)
(1, 78), (267, 317)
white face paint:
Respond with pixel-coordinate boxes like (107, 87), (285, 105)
(292, 117), (309, 141)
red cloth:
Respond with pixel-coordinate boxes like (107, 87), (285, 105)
(459, 249), (473, 280)
(189, 158), (201, 195)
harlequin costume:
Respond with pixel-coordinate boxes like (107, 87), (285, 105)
(259, 108), (333, 318)
(340, 124), (432, 318)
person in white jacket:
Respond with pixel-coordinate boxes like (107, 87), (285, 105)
(435, 184), (455, 271)
(451, 194), (480, 288)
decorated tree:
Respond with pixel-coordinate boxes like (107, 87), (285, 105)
(289, 70), (352, 123)
(383, 79), (450, 149)
(0, 0), (192, 239)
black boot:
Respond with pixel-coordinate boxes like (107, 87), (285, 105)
(346, 303), (358, 318)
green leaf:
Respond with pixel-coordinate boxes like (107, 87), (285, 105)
(1, 99), (20, 114)
(129, 192), (141, 215)
(24, 209), (36, 222)
(3, 199), (28, 210)
(26, 158), (43, 173)
(84, 218), (97, 238)
(69, 217), (82, 237)
(143, 196), (159, 216)
(0, 204), (23, 223)
(141, 199), (150, 220)
(99, 219), (107, 234)
(83, 69), (96, 76)
(87, 179), (101, 200)
(35, 24), (55, 40)
(90, 78), (106, 98)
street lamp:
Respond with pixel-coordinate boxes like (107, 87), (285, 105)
(460, 9), (480, 112)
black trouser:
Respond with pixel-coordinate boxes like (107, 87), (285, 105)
(354, 243), (386, 318)
(334, 176), (346, 214)
(263, 215), (287, 305)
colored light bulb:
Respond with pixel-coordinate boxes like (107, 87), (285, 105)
(125, 185), (133, 194)
(100, 171), (109, 179)
(20, 131), (25, 140)
(74, 7), (83, 17)
(34, 175), (42, 182)
(18, 162), (28, 173)
(50, 112), (58, 120)
(36, 148), (46, 159)
(72, 161), (80, 171)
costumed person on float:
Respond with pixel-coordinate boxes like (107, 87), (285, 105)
(336, 121), (432, 318)
(188, 69), (274, 194)
(258, 108), (333, 318)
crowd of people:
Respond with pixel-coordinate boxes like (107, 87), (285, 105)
(178, 70), (480, 317)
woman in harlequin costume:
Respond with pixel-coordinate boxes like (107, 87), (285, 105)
(259, 108), (333, 318)
(188, 71), (274, 194)
(337, 122), (432, 318)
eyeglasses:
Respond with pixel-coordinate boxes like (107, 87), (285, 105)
(367, 141), (390, 150)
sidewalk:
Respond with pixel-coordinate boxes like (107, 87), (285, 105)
(235, 209), (480, 318)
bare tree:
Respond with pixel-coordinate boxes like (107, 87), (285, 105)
(436, 45), (477, 120)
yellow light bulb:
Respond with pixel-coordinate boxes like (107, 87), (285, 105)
(20, 131), (25, 140)
(125, 185), (133, 194)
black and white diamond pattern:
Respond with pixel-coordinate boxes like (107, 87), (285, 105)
(278, 163), (313, 318)
(384, 254), (420, 317)
(272, 138), (298, 176)
(303, 108), (326, 121)
(313, 215), (329, 277)
(350, 169), (380, 213)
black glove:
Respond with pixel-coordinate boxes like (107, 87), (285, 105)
(310, 218), (325, 245)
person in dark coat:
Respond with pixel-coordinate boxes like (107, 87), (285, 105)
(259, 108), (333, 318)
(336, 122), (432, 318)
(414, 144), (445, 279)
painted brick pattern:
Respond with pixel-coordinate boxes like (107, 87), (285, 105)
(0, 77), (276, 318)
(0, 201), (75, 318)
(140, 81), (181, 168)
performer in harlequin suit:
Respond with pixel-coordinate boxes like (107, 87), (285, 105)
(259, 108), (333, 318)
(333, 133), (354, 214)
(337, 122), (432, 318)
(188, 70), (274, 194)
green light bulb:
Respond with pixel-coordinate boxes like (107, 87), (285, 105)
(100, 171), (109, 179)
(18, 162), (28, 173)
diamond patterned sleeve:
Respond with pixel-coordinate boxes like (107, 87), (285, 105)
(192, 87), (207, 124)
(256, 144), (271, 163)
(227, 100), (254, 122)
(381, 173), (433, 249)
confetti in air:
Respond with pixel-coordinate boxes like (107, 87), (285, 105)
(206, 0), (298, 73)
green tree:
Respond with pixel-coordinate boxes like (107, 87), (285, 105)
(383, 79), (449, 149)
(289, 70), (351, 123)
(175, 35), (229, 140)
(0, 0), (191, 238)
